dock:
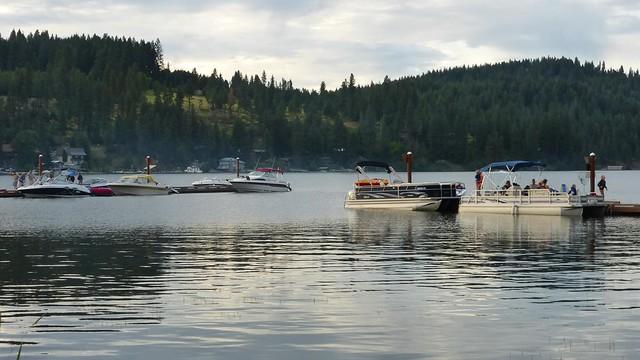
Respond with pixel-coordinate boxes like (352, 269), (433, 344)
(173, 185), (235, 194)
(605, 201), (640, 216)
(0, 189), (23, 198)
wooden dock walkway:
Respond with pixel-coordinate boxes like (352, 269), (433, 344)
(605, 201), (640, 216)
(0, 189), (23, 198)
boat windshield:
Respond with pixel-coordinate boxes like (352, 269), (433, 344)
(119, 175), (158, 184)
(248, 170), (281, 179)
(47, 176), (75, 185)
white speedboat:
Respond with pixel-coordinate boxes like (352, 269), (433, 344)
(18, 175), (91, 198)
(229, 168), (291, 192)
(105, 174), (172, 196)
(343, 161), (464, 211)
(184, 165), (203, 173)
(192, 177), (230, 187)
(459, 160), (605, 217)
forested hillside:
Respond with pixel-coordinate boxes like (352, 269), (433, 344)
(1, 30), (640, 171)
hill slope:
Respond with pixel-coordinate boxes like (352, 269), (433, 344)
(1, 30), (639, 171)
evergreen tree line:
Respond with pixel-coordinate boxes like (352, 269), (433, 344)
(1, 30), (640, 171)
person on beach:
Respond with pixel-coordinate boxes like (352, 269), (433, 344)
(598, 175), (607, 196)
(475, 170), (483, 190)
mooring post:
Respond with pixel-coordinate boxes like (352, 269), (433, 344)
(38, 154), (43, 177)
(146, 156), (151, 176)
(589, 152), (596, 194)
(404, 152), (413, 183)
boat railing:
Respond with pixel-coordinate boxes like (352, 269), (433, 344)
(355, 182), (460, 199)
(462, 189), (603, 205)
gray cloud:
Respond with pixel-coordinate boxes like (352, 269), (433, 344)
(1, 0), (638, 88)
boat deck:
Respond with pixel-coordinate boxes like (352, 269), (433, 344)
(460, 189), (606, 216)
(173, 185), (236, 194)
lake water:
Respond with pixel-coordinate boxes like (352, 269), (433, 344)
(1, 171), (639, 359)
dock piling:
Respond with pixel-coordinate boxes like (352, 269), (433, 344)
(404, 152), (413, 183)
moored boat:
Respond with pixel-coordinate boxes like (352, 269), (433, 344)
(192, 177), (230, 187)
(184, 165), (203, 173)
(459, 160), (605, 217)
(229, 168), (291, 192)
(17, 175), (91, 198)
(105, 174), (172, 196)
(343, 160), (465, 211)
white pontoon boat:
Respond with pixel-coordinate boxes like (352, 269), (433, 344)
(459, 160), (605, 217)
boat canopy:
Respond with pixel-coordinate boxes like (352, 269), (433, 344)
(355, 161), (393, 174)
(480, 160), (545, 173)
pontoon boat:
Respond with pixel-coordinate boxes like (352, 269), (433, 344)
(459, 160), (605, 216)
(344, 161), (464, 211)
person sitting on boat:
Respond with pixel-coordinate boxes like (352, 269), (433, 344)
(568, 184), (578, 196)
(524, 179), (537, 191)
(537, 179), (549, 189)
(501, 180), (512, 190)
(18, 172), (26, 187)
(474, 170), (483, 190)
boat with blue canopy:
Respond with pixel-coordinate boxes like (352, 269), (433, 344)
(460, 159), (605, 217)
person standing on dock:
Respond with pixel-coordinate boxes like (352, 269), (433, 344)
(598, 175), (608, 196)
(475, 170), (483, 190)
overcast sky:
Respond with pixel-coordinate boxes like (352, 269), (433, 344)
(2, 0), (639, 89)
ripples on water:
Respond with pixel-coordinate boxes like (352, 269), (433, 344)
(1, 209), (640, 359)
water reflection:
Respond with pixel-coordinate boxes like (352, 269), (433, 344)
(0, 215), (638, 359)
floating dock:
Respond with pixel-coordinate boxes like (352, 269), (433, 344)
(0, 189), (23, 198)
(605, 201), (640, 216)
(173, 185), (235, 194)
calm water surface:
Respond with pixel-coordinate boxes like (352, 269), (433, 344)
(0, 172), (639, 359)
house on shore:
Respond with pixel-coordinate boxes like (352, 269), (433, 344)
(51, 146), (87, 168)
(217, 157), (245, 172)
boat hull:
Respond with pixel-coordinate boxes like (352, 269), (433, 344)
(18, 185), (91, 198)
(229, 180), (291, 193)
(107, 184), (171, 196)
(345, 197), (442, 211)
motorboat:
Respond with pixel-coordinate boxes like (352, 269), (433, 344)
(344, 161), (464, 211)
(17, 175), (91, 198)
(192, 177), (230, 187)
(229, 168), (292, 192)
(104, 174), (172, 196)
(184, 165), (203, 173)
(459, 160), (605, 217)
